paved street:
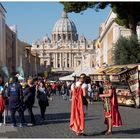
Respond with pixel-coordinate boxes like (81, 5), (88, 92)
(0, 95), (140, 138)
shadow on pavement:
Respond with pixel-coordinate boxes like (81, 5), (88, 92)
(23, 112), (101, 126)
(113, 128), (140, 135)
(84, 128), (140, 137)
(4, 112), (101, 126)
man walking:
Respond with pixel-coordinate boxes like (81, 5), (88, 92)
(7, 76), (25, 127)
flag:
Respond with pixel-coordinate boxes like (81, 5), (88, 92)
(1, 65), (9, 78)
(16, 66), (24, 78)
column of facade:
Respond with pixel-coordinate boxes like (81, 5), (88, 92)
(48, 53), (50, 65)
(73, 54), (75, 68)
(60, 53), (62, 68)
(65, 53), (67, 68)
(71, 53), (73, 68)
(53, 53), (55, 68)
(61, 34), (63, 42)
(56, 53), (58, 68)
(56, 34), (58, 41)
(62, 52), (66, 68)
(69, 53), (71, 68)
(66, 34), (68, 42)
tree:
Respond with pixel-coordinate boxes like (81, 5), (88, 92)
(61, 2), (108, 13)
(61, 2), (140, 35)
(113, 35), (140, 65)
(111, 3), (140, 35)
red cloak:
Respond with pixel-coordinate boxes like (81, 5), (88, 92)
(0, 96), (5, 113)
(70, 86), (84, 134)
(111, 87), (122, 127)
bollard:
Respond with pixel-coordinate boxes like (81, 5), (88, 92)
(3, 109), (6, 125)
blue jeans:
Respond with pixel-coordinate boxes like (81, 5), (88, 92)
(10, 107), (25, 125)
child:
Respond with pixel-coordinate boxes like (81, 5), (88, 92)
(0, 86), (5, 126)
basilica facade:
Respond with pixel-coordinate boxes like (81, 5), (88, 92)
(31, 11), (95, 72)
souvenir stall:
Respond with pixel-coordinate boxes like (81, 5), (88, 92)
(90, 64), (140, 108)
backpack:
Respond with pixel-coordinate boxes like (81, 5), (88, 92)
(23, 86), (35, 106)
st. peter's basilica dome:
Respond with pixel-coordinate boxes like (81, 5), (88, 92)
(52, 11), (78, 42)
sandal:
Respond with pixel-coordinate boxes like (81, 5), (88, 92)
(76, 133), (84, 136)
(105, 131), (112, 135)
(101, 130), (107, 134)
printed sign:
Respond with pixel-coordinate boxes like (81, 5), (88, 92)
(120, 66), (139, 97)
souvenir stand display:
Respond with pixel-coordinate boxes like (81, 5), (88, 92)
(90, 64), (140, 108)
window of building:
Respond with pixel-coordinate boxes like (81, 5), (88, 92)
(54, 34), (56, 40)
(63, 34), (66, 40)
(67, 63), (69, 68)
(68, 34), (71, 40)
(51, 62), (54, 67)
(78, 61), (81, 65)
(58, 63), (60, 67)
(58, 34), (61, 41)
(44, 61), (47, 66)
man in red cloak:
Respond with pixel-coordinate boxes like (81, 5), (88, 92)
(99, 73), (122, 135)
(70, 73), (88, 136)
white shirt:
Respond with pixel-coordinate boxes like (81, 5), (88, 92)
(71, 81), (87, 91)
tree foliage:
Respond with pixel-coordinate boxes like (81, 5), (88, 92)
(113, 35), (140, 65)
(111, 3), (140, 35)
(61, 2), (108, 13)
(61, 2), (140, 35)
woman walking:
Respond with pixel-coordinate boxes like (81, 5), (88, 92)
(23, 79), (36, 126)
(37, 81), (49, 122)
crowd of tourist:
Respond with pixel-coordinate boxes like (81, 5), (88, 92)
(0, 72), (122, 137)
(0, 75), (73, 127)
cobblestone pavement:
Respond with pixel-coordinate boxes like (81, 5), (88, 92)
(0, 95), (140, 138)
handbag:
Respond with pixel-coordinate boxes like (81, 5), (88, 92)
(83, 96), (88, 106)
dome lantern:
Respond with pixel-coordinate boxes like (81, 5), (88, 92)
(61, 11), (68, 18)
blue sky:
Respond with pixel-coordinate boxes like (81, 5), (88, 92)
(2, 2), (111, 44)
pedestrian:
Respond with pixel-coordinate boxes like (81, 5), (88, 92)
(37, 81), (49, 122)
(99, 73), (122, 135)
(23, 79), (36, 126)
(70, 73), (88, 136)
(7, 76), (25, 127)
(0, 78), (5, 126)
(57, 81), (62, 96)
(52, 82), (56, 96)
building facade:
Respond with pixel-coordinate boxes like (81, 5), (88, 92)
(32, 11), (95, 72)
(95, 11), (132, 68)
(5, 24), (17, 75)
(0, 4), (6, 68)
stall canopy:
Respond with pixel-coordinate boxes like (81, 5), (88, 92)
(59, 74), (74, 81)
(90, 64), (140, 81)
(59, 67), (95, 81)
(71, 67), (95, 77)
(92, 64), (139, 75)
